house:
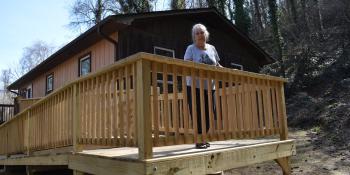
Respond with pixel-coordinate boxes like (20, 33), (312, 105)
(0, 8), (294, 175)
(7, 8), (273, 101)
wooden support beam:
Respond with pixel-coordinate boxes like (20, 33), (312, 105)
(275, 157), (291, 175)
(69, 155), (145, 175)
(146, 140), (295, 175)
(278, 82), (288, 140)
(135, 59), (153, 160)
(0, 155), (68, 166)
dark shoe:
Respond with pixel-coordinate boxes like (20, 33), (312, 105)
(205, 142), (210, 148)
(195, 143), (207, 149)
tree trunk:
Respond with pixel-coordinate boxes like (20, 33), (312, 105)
(95, 0), (103, 23)
(253, 0), (264, 32)
(267, 0), (285, 77)
(315, 0), (324, 31)
(234, 0), (251, 34)
(286, 0), (298, 24)
(170, 0), (186, 9)
(300, 0), (310, 33)
(260, 0), (268, 26)
(228, 0), (234, 21)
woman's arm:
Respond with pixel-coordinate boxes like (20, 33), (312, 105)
(212, 45), (223, 67)
(184, 45), (193, 61)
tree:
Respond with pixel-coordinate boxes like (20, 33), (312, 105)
(0, 69), (13, 104)
(267, 0), (284, 76)
(70, 0), (154, 30)
(18, 41), (54, 77)
(69, 0), (114, 30)
(170, 0), (186, 9)
(252, 0), (264, 32)
(234, 0), (251, 34)
(286, 0), (297, 24)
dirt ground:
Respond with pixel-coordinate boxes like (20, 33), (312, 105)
(224, 129), (350, 175)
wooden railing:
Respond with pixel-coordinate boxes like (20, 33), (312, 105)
(0, 52), (288, 160)
(0, 104), (15, 124)
(17, 97), (41, 113)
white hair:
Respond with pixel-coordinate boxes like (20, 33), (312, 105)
(191, 23), (209, 43)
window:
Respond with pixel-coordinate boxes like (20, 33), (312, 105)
(79, 54), (91, 76)
(46, 74), (54, 94)
(26, 84), (32, 98)
(230, 62), (243, 70)
(153, 46), (175, 58)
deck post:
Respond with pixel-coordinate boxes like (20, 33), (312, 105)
(279, 82), (288, 140)
(135, 58), (153, 160)
(73, 83), (83, 153)
(276, 82), (291, 175)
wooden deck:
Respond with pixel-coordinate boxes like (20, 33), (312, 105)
(0, 53), (294, 174)
(0, 139), (295, 175)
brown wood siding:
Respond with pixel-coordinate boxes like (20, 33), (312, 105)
(23, 32), (117, 98)
(119, 17), (261, 72)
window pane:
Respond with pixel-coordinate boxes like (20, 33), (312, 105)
(80, 57), (91, 76)
(47, 75), (53, 93)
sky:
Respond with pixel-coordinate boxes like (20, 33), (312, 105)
(0, 1), (171, 72)
(0, 0), (76, 72)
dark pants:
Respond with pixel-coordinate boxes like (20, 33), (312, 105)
(187, 86), (216, 134)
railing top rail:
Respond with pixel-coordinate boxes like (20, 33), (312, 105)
(0, 104), (14, 107)
(137, 52), (287, 83)
(19, 97), (42, 102)
(0, 52), (286, 128)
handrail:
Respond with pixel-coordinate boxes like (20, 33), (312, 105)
(0, 52), (288, 161)
(0, 104), (15, 125)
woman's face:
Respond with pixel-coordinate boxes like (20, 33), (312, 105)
(194, 28), (206, 46)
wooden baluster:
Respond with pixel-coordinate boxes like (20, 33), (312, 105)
(190, 68), (198, 144)
(163, 64), (170, 145)
(236, 76), (243, 138)
(181, 67), (189, 143)
(88, 79), (93, 144)
(172, 65), (180, 144)
(118, 68), (125, 146)
(228, 74), (237, 139)
(199, 70), (206, 144)
(221, 74), (229, 139)
(214, 72), (222, 140)
(152, 63), (159, 146)
(125, 65), (131, 146)
(251, 78), (259, 137)
(266, 80), (273, 135)
(102, 74), (107, 145)
(113, 71), (119, 146)
(207, 72), (215, 141)
(132, 63), (137, 146)
(271, 81), (279, 134)
(247, 77), (254, 138)
(73, 83), (82, 152)
(107, 73), (112, 146)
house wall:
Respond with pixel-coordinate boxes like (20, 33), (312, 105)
(21, 32), (117, 98)
(118, 16), (262, 72)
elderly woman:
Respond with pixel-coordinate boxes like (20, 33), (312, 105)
(184, 24), (221, 149)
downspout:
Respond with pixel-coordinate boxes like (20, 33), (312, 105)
(97, 23), (119, 61)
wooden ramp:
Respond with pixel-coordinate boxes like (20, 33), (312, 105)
(0, 53), (295, 174)
(0, 139), (295, 175)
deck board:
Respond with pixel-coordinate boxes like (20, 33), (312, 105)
(78, 138), (279, 160)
